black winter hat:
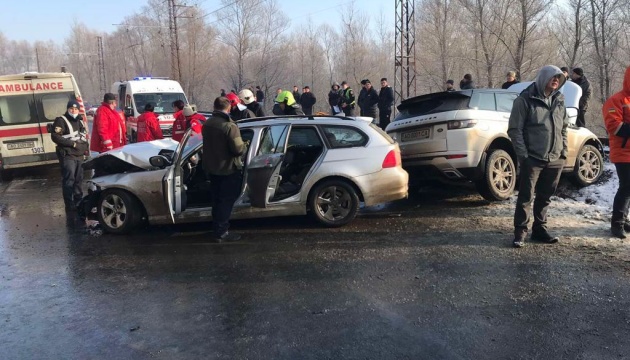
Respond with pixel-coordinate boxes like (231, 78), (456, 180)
(572, 67), (584, 76)
(446, 79), (454, 85)
(66, 100), (80, 109)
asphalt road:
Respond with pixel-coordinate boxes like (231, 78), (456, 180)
(1, 166), (629, 359)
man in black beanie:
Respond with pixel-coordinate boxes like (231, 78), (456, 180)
(51, 100), (89, 211)
(571, 67), (592, 128)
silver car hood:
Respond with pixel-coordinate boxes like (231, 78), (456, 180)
(84, 139), (179, 175)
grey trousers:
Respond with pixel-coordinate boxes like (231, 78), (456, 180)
(514, 157), (564, 234)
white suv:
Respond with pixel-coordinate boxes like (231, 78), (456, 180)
(385, 82), (604, 201)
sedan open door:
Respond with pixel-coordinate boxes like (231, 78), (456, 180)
(247, 124), (290, 208)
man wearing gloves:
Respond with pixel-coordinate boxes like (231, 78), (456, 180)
(51, 100), (89, 211)
(507, 65), (568, 248)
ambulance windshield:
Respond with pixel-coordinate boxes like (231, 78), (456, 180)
(133, 93), (186, 114)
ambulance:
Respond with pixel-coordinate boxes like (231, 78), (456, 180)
(112, 77), (189, 142)
(0, 72), (86, 180)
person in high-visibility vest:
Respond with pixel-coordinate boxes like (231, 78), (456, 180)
(51, 100), (89, 211)
(340, 81), (355, 116)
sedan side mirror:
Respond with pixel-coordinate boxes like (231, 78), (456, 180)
(149, 155), (171, 169)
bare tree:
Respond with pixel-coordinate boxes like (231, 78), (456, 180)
(458, 0), (510, 87)
(587, 0), (624, 102)
(554, 0), (587, 68)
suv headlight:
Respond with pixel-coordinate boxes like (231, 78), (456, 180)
(447, 120), (477, 130)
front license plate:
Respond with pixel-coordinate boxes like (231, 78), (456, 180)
(401, 128), (430, 142)
(7, 141), (35, 150)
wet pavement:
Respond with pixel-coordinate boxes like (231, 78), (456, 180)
(1, 167), (630, 359)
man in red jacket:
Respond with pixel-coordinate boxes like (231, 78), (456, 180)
(604, 66), (630, 238)
(183, 105), (205, 136)
(136, 103), (164, 142)
(90, 93), (124, 153)
(171, 100), (186, 142)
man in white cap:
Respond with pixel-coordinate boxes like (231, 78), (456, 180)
(239, 89), (265, 117)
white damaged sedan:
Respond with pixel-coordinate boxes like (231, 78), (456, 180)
(84, 116), (409, 234)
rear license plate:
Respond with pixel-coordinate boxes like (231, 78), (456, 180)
(7, 141), (35, 150)
(401, 128), (430, 142)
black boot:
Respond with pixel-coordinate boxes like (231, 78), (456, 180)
(531, 228), (559, 244)
(513, 230), (526, 248)
(623, 221), (630, 233)
(612, 224), (627, 239)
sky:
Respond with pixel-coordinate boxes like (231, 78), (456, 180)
(0, 0), (394, 44)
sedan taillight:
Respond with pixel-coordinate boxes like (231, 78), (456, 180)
(382, 149), (401, 168)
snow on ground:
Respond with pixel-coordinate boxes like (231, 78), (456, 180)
(484, 162), (630, 261)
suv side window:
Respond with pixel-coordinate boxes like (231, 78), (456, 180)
(496, 93), (518, 112)
(470, 92), (496, 111)
(321, 125), (368, 148)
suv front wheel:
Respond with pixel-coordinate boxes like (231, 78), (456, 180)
(475, 149), (516, 201)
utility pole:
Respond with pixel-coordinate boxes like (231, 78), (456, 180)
(394, 0), (417, 114)
(97, 36), (107, 93)
(168, 0), (184, 81)
(168, 0), (178, 81)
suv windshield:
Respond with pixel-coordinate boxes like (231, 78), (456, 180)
(133, 93), (186, 114)
(394, 93), (471, 122)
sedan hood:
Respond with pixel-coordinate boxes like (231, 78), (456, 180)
(84, 139), (179, 175)
(508, 81), (582, 109)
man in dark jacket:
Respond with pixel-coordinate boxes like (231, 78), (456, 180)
(202, 97), (247, 242)
(460, 74), (475, 90)
(51, 100), (89, 211)
(300, 86), (317, 115)
(272, 91), (305, 115)
(328, 82), (342, 115)
(361, 79), (379, 119)
(239, 89), (265, 117)
(357, 80), (368, 116)
(292, 86), (301, 105)
(507, 65), (568, 248)
(255, 86), (265, 108)
(378, 78), (395, 130)
(501, 71), (519, 89)
(571, 67), (592, 127)
(226, 92), (255, 121)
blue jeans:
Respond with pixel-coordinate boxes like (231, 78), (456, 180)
(209, 172), (243, 237)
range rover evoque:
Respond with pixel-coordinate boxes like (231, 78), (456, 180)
(385, 81), (604, 201)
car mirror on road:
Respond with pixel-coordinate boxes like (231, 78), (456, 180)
(149, 155), (171, 169)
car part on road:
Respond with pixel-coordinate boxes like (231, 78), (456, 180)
(571, 144), (603, 187)
(97, 189), (143, 234)
(309, 179), (359, 227)
(476, 149), (516, 202)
